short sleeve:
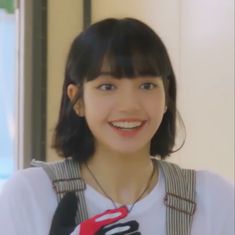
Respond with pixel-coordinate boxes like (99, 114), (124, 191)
(194, 171), (234, 235)
(0, 167), (57, 235)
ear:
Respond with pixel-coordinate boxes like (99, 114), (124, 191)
(164, 106), (167, 113)
(67, 84), (85, 117)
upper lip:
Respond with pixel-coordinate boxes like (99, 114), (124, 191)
(109, 118), (145, 122)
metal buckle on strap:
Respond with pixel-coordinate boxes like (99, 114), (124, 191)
(52, 177), (86, 194)
(164, 192), (196, 216)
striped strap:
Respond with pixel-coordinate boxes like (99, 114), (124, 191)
(158, 160), (196, 235)
(31, 158), (89, 224)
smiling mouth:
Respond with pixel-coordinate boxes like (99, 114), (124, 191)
(109, 120), (146, 130)
(108, 120), (146, 138)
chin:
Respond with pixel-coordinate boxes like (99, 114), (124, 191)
(108, 144), (149, 157)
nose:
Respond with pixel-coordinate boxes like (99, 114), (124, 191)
(116, 86), (141, 113)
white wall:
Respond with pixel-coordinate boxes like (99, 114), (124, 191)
(92, 0), (234, 181)
(176, 0), (234, 181)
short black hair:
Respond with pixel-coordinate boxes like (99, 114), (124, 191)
(53, 18), (183, 163)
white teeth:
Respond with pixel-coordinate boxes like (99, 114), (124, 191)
(111, 121), (143, 129)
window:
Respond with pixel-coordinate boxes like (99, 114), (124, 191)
(0, 0), (49, 192)
(0, 1), (16, 190)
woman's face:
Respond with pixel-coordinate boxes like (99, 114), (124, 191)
(68, 60), (166, 154)
(68, 67), (166, 156)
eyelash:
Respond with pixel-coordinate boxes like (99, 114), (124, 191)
(97, 84), (116, 91)
(139, 83), (157, 90)
(96, 82), (158, 91)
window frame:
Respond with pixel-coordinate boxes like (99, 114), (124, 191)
(16, 0), (91, 168)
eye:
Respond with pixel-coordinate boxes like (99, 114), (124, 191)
(97, 83), (116, 91)
(139, 82), (157, 90)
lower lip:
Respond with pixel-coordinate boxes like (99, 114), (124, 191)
(109, 123), (145, 138)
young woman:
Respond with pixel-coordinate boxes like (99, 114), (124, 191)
(0, 18), (233, 235)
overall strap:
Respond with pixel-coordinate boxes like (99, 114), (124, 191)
(158, 160), (196, 235)
(31, 158), (89, 224)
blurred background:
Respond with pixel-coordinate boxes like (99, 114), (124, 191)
(0, 0), (234, 191)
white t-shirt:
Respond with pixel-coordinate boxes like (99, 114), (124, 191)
(0, 165), (234, 235)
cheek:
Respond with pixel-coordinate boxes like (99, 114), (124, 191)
(147, 92), (166, 112)
(146, 96), (166, 129)
(83, 94), (113, 120)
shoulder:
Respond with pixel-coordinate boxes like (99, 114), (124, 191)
(0, 167), (58, 234)
(158, 160), (233, 197)
(1, 167), (52, 195)
(194, 170), (234, 233)
(196, 170), (234, 203)
(0, 166), (57, 209)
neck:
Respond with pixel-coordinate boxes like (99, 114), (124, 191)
(81, 149), (158, 205)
